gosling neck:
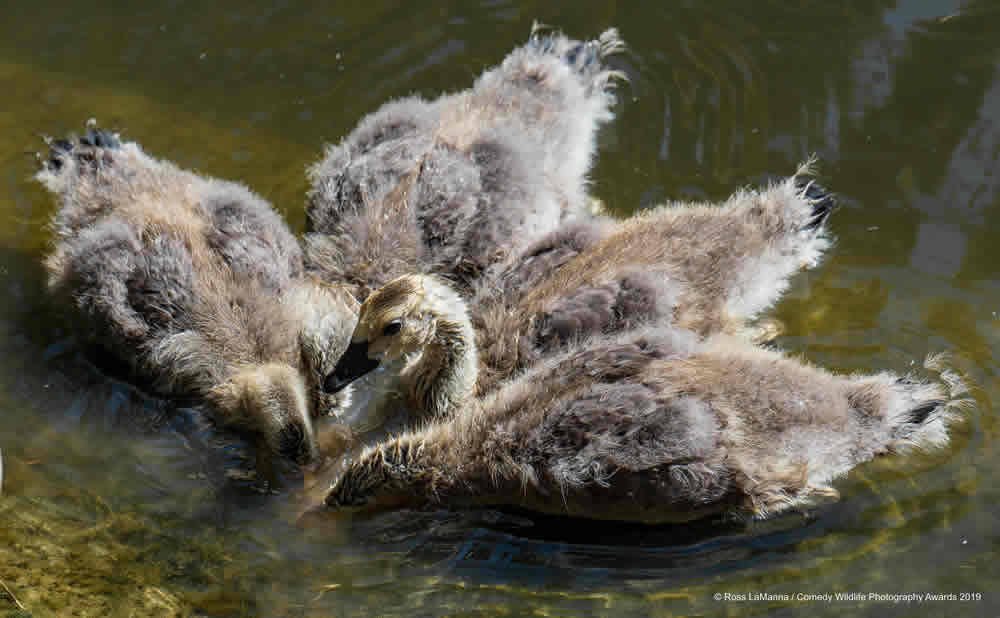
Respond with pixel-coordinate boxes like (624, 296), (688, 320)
(404, 313), (478, 420)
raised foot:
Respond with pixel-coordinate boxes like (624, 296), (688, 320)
(794, 175), (836, 232)
(43, 125), (121, 173)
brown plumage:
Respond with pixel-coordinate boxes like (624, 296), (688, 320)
(472, 162), (835, 391)
(328, 165), (836, 427)
(37, 127), (357, 476)
(303, 26), (625, 300)
(318, 276), (968, 524)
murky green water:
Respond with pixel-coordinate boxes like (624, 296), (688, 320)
(1, 1), (998, 616)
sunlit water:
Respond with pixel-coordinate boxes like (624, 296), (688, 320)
(1, 1), (998, 616)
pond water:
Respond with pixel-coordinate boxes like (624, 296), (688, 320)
(1, 1), (998, 616)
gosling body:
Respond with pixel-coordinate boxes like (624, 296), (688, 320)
(38, 129), (356, 471)
(321, 277), (966, 524)
(304, 26), (624, 298)
(472, 164), (834, 390)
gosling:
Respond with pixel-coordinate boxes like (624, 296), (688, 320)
(38, 127), (357, 477)
(303, 25), (625, 299)
(472, 162), (834, 390)
(319, 276), (967, 524)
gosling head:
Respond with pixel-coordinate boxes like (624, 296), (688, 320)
(297, 283), (360, 419)
(322, 274), (471, 395)
(212, 363), (320, 468)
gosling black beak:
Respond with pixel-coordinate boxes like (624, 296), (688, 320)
(324, 341), (380, 393)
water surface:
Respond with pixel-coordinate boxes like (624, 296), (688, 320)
(1, 1), (997, 616)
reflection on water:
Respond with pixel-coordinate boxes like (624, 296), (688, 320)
(1, 1), (998, 615)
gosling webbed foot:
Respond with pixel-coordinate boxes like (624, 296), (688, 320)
(795, 175), (836, 232)
(41, 122), (122, 176)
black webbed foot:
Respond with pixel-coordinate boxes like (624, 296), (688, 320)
(795, 176), (836, 232)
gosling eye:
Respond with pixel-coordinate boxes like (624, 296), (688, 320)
(382, 320), (403, 336)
